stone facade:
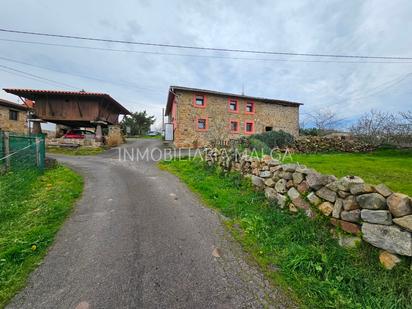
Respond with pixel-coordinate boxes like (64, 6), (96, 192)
(204, 148), (412, 266)
(0, 100), (28, 134)
(167, 88), (301, 148)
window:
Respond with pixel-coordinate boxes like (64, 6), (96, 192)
(196, 117), (208, 131)
(193, 95), (206, 108)
(245, 101), (255, 114)
(9, 110), (18, 121)
(228, 99), (238, 112)
(229, 120), (239, 133)
(265, 126), (273, 132)
(245, 121), (254, 134)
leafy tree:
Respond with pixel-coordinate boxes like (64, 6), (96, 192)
(121, 111), (155, 136)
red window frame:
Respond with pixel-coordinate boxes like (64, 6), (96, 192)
(193, 94), (207, 108)
(244, 120), (255, 134)
(245, 101), (255, 114)
(229, 119), (240, 133)
(228, 98), (239, 113)
(196, 116), (208, 131)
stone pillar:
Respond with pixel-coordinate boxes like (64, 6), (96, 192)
(95, 124), (103, 142)
(32, 121), (42, 134)
(55, 124), (69, 138)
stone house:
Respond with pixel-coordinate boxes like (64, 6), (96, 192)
(0, 98), (28, 134)
(165, 86), (302, 148)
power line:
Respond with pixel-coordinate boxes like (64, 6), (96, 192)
(1, 28), (412, 60)
(0, 63), (78, 89)
(1, 38), (412, 65)
(0, 67), (74, 89)
(0, 55), (166, 94)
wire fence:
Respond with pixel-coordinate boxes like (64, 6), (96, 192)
(0, 132), (46, 209)
(0, 131), (46, 174)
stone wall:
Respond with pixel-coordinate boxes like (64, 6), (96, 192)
(173, 90), (300, 148)
(204, 148), (412, 267)
(0, 105), (28, 134)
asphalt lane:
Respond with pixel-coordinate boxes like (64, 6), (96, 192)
(7, 139), (295, 309)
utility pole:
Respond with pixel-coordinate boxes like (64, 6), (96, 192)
(162, 108), (165, 133)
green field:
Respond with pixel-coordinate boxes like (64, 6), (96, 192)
(0, 166), (83, 307)
(160, 158), (412, 309)
(283, 149), (412, 196)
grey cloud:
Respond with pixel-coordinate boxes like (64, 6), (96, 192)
(0, 0), (411, 129)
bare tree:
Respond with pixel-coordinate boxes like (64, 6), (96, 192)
(400, 111), (412, 123)
(306, 109), (343, 132)
(350, 110), (412, 146)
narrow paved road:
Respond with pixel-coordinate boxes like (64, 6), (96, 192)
(8, 139), (295, 309)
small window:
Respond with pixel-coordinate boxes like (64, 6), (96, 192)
(228, 99), (238, 112)
(197, 118), (207, 130)
(246, 101), (254, 113)
(9, 110), (18, 121)
(245, 121), (254, 134)
(194, 95), (205, 107)
(265, 126), (273, 132)
(230, 120), (239, 132)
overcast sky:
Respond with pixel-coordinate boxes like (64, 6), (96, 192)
(1, 0), (411, 129)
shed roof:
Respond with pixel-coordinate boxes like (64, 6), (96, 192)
(3, 88), (131, 115)
(166, 85), (303, 114)
(0, 98), (28, 111)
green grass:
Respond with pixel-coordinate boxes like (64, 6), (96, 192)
(282, 148), (412, 196)
(126, 135), (162, 139)
(0, 166), (83, 307)
(46, 146), (105, 156)
(159, 159), (412, 309)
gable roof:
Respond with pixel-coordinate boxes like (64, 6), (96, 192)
(166, 85), (303, 114)
(0, 98), (28, 111)
(3, 88), (131, 115)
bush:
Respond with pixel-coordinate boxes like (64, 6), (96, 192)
(106, 134), (123, 147)
(299, 127), (321, 136)
(248, 137), (271, 154)
(251, 130), (294, 149)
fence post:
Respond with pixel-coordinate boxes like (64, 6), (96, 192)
(3, 131), (10, 171)
(35, 137), (40, 167)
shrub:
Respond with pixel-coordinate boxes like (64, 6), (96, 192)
(106, 133), (123, 147)
(299, 127), (321, 136)
(248, 137), (271, 154)
(251, 130), (294, 149)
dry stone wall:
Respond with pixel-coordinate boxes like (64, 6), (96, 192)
(204, 148), (412, 265)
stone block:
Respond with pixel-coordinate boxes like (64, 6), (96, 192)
(387, 193), (412, 217)
(318, 202), (334, 216)
(357, 193), (386, 210)
(393, 215), (412, 232)
(374, 184), (392, 197)
(251, 176), (265, 188)
(361, 210), (392, 225)
(307, 192), (321, 206)
(332, 198), (343, 219)
(362, 223), (412, 256)
(330, 218), (361, 235)
(316, 187), (337, 203)
(340, 209), (361, 223)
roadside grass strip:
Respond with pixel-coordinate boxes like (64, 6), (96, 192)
(0, 166), (83, 307)
(160, 159), (412, 309)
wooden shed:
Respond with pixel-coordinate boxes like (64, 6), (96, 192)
(3, 89), (131, 129)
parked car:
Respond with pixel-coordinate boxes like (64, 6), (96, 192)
(64, 129), (95, 139)
(147, 131), (160, 136)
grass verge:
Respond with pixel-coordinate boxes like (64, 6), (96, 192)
(159, 158), (412, 309)
(46, 146), (105, 156)
(126, 135), (162, 139)
(0, 166), (83, 307)
(283, 149), (412, 195)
